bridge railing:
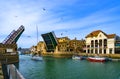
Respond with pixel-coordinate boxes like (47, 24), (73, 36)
(7, 64), (25, 79)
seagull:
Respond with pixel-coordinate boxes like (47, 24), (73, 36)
(14, 16), (18, 17)
(27, 36), (31, 38)
(61, 33), (63, 36)
(43, 8), (46, 11)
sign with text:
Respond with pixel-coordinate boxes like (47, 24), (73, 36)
(6, 49), (13, 52)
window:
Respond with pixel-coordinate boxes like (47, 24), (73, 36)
(95, 49), (98, 54)
(95, 40), (98, 47)
(91, 49), (93, 53)
(87, 45), (90, 47)
(91, 40), (94, 47)
(109, 48), (112, 54)
(104, 49), (106, 54)
(104, 39), (107, 47)
(99, 49), (102, 54)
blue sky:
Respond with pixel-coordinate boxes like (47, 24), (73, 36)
(0, 0), (120, 48)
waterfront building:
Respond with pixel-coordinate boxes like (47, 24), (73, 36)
(57, 37), (70, 43)
(30, 45), (37, 53)
(56, 37), (85, 53)
(36, 41), (46, 54)
(57, 37), (70, 52)
(85, 30), (120, 54)
(37, 36), (85, 54)
(68, 38), (86, 53)
(18, 48), (30, 54)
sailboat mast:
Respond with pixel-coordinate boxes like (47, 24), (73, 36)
(36, 25), (38, 44)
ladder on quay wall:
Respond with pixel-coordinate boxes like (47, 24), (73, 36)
(2, 25), (25, 44)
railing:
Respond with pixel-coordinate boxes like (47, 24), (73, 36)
(2, 30), (16, 44)
(7, 64), (25, 79)
(2, 25), (25, 44)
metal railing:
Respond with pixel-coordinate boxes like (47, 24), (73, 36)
(7, 64), (25, 79)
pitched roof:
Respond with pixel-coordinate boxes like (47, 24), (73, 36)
(85, 30), (107, 38)
(85, 30), (115, 38)
(107, 34), (116, 38)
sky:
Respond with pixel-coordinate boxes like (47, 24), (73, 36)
(0, 0), (120, 48)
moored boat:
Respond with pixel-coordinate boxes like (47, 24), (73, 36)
(72, 55), (87, 60)
(72, 56), (81, 60)
(31, 55), (43, 61)
(87, 56), (106, 62)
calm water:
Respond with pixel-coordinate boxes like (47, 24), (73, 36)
(19, 55), (120, 79)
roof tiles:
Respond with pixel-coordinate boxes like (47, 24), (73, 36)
(86, 30), (115, 38)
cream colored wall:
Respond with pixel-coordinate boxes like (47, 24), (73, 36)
(86, 38), (91, 45)
(107, 38), (115, 54)
(97, 32), (107, 39)
(108, 39), (115, 48)
(86, 32), (107, 45)
(86, 32), (115, 54)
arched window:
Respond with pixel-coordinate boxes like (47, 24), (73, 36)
(104, 39), (107, 47)
(95, 40), (98, 47)
(91, 40), (94, 47)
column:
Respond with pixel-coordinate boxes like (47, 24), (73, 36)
(93, 40), (95, 54)
(90, 44), (91, 54)
(102, 39), (104, 54)
(98, 40), (99, 54)
(86, 45), (87, 53)
(112, 48), (115, 54)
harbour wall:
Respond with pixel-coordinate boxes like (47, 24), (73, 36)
(41, 51), (120, 59)
(41, 51), (73, 58)
(78, 53), (120, 59)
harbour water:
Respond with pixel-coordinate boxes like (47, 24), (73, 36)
(19, 55), (120, 79)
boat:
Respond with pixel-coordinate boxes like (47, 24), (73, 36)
(31, 55), (43, 61)
(72, 55), (88, 60)
(72, 56), (81, 60)
(87, 56), (106, 62)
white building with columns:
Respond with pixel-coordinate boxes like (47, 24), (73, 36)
(85, 30), (120, 54)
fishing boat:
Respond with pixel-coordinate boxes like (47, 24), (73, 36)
(87, 56), (106, 62)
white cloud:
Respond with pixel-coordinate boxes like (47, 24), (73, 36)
(0, 0), (120, 47)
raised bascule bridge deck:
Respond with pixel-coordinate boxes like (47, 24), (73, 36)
(0, 25), (25, 79)
(41, 31), (58, 52)
(0, 25), (24, 64)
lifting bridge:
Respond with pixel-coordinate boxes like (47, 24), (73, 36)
(41, 32), (58, 52)
(2, 25), (25, 44)
(0, 25), (25, 64)
(0, 25), (25, 79)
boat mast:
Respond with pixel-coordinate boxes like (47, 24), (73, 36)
(36, 25), (38, 44)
